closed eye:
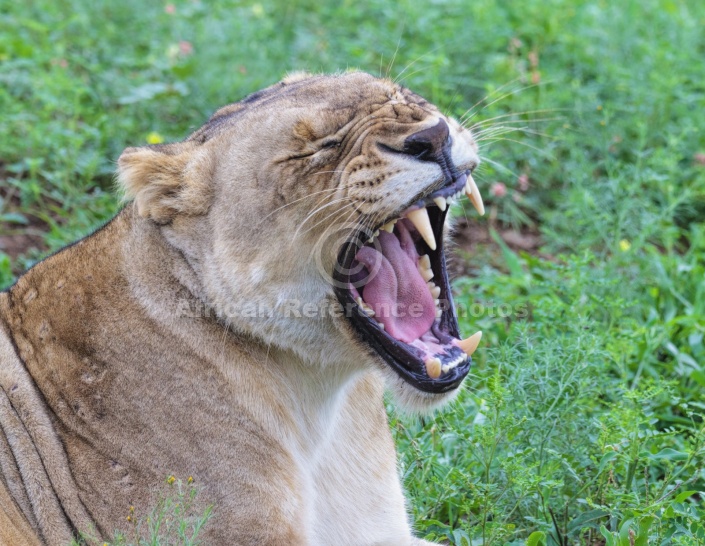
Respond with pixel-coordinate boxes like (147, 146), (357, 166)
(321, 139), (341, 149)
(286, 138), (342, 161)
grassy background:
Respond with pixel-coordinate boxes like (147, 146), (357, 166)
(1, 0), (704, 544)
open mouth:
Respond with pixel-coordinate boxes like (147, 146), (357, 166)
(333, 171), (484, 394)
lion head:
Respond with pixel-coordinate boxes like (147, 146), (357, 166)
(118, 71), (484, 410)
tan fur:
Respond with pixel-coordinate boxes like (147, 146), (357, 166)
(0, 72), (478, 544)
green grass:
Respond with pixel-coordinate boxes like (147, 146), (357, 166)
(2, 0), (704, 544)
(70, 477), (212, 546)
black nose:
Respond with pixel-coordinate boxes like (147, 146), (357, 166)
(402, 119), (450, 161)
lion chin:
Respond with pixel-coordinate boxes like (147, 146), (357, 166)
(0, 71), (483, 545)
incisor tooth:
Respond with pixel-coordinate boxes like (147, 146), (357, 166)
(382, 220), (397, 233)
(406, 208), (437, 251)
(433, 196), (447, 211)
(430, 286), (441, 298)
(457, 331), (482, 356)
(419, 254), (431, 270)
(425, 357), (442, 379)
(465, 174), (485, 216)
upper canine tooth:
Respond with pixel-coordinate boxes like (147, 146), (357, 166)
(465, 174), (485, 216)
(406, 207), (436, 250)
(382, 220), (397, 233)
(456, 331), (482, 356)
(433, 196), (447, 211)
(425, 357), (442, 379)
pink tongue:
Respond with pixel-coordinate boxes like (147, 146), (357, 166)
(355, 231), (436, 343)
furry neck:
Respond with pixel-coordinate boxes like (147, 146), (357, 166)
(124, 207), (366, 451)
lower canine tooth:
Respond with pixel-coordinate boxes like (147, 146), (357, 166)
(433, 196), (447, 211)
(405, 207), (437, 251)
(456, 331), (482, 356)
(425, 357), (442, 379)
(465, 174), (485, 216)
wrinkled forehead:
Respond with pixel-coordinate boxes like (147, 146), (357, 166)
(187, 72), (436, 143)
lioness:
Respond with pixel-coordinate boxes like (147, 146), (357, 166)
(0, 71), (484, 545)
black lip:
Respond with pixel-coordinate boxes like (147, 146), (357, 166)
(332, 176), (472, 394)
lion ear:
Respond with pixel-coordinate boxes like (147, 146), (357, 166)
(117, 142), (214, 223)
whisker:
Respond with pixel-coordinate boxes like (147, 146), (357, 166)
(301, 200), (357, 236)
(469, 118), (566, 136)
(444, 89), (461, 117)
(386, 29), (405, 79)
(310, 169), (348, 176)
(293, 197), (354, 240)
(334, 204), (366, 239)
(460, 76), (525, 120)
(392, 45), (443, 84)
(476, 127), (558, 142)
(307, 205), (363, 262)
(467, 108), (567, 127)
(393, 66), (428, 86)
(259, 186), (342, 222)
(479, 156), (520, 178)
(460, 80), (555, 123)
(471, 123), (565, 143)
(478, 137), (555, 159)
